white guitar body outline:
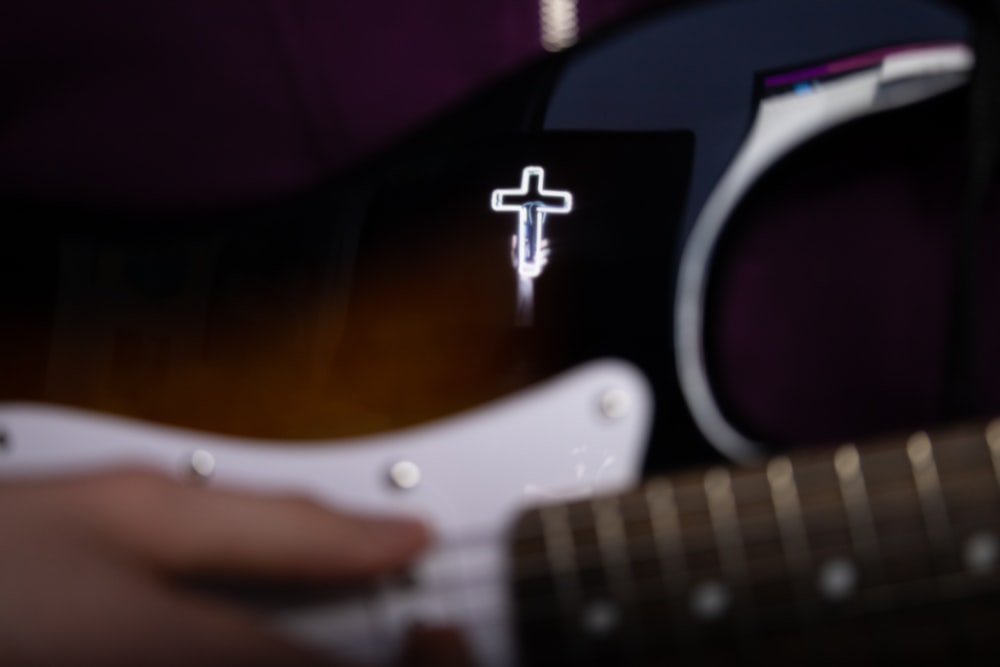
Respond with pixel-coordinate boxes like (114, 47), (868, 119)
(0, 359), (653, 667)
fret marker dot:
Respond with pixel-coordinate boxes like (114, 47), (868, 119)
(964, 532), (999, 573)
(581, 599), (620, 636)
(690, 581), (730, 621)
(818, 558), (858, 601)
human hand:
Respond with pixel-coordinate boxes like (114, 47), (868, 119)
(0, 468), (434, 667)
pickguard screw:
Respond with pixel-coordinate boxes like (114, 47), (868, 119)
(599, 388), (630, 420)
(388, 461), (421, 491)
(186, 449), (216, 482)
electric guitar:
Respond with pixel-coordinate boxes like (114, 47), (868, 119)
(4, 387), (1000, 665)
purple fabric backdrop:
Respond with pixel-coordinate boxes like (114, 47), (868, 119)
(0, 0), (660, 208)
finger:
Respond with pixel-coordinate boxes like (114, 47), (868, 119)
(77, 469), (430, 580)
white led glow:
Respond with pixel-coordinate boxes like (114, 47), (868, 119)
(491, 166), (573, 280)
(491, 166), (573, 326)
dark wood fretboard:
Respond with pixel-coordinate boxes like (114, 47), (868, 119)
(510, 421), (1000, 665)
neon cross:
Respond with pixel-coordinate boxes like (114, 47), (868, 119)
(491, 166), (573, 279)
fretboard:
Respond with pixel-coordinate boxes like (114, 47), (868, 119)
(509, 421), (1000, 665)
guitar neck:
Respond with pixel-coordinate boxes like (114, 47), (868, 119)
(509, 422), (1000, 664)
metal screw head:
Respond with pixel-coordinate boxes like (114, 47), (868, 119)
(388, 461), (421, 491)
(187, 449), (215, 482)
(599, 388), (631, 421)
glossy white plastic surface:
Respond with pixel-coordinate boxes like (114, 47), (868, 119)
(0, 358), (653, 666)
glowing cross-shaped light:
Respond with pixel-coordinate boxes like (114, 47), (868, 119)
(491, 166), (573, 280)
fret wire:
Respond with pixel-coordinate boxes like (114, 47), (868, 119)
(828, 431), (984, 472)
(538, 502), (587, 662)
(548, 511), (982, 582)
(540, 504), (576, 573)
(704, 467), (755, 631)
(767, 457), (812, 567)
(832, 444), (890, 605)
(907, 433), (975, 667)
(766, 456), (817, 610)
(590, 495), (649, 659)
(906, 432), (956, 561)
(644, 479), (689, 583)
(513, 519), (979, 584)
(515, 478), (981, 552)
(789, 432), (996, 497)
(753, 457), (827, 667)
(642, 478), (697, 645)
(984, 420), (1000, 496)
(513, 441), (1000, 545)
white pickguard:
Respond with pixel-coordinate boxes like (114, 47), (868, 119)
(0, 358), (653, 666)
